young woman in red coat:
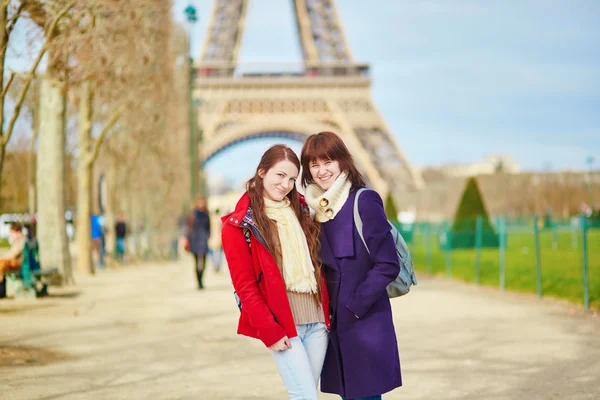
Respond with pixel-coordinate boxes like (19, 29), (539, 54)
(221, 144), (331, 400)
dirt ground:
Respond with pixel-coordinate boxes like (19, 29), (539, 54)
(1, 257), (599, 400)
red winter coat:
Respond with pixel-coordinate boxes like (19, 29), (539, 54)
(221, 192), (331, 347)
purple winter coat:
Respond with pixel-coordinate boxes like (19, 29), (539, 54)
(319, 188), (402, 399)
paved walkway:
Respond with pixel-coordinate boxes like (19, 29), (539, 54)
(1, 257), (599, 400)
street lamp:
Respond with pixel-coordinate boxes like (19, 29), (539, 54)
(185, 4), (199, 201)
(586, 156), (595, 212)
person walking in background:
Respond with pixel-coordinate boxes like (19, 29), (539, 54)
(186, 196), (211, 289)
(115, 212), (128, 263)
(222, 144), (331, 399)
(91, 214), (105, 269)
(301, 131), (402, 400)
(172, 213), (188, 260)
(208, 208), (224, 272)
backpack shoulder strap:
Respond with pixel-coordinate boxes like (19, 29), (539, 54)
(353, 188), (370, 254)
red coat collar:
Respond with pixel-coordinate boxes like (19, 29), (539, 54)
(221, 192), (250, 227)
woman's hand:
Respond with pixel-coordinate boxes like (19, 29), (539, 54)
(269, 336), (291, 352)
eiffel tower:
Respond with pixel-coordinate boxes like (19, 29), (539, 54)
(194, 0), (424, 203)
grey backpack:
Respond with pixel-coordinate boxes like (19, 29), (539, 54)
(354, 188), (417, 298)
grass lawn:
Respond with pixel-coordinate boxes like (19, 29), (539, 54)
(409, 227), (600, 310)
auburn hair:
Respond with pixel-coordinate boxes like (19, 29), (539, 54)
(246, 144), (322, 301)
(300, 131), (366, 190)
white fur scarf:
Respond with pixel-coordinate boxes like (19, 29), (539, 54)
(304, 173), (352, 222)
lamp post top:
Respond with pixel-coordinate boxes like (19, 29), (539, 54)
(185, 4), (198, 23)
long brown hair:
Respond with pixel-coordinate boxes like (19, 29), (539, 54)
(246, 144), (322, 299)
(300, 131), (366, 190)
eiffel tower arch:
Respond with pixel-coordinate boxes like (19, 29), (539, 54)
(193, 0), (424, 203)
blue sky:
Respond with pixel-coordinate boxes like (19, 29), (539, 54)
(179, 1), (596, 182)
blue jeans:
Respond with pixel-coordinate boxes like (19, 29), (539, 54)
(115, 238), (125, 260)
(343, 396), (382, 400)
(270, 322), (328, 400)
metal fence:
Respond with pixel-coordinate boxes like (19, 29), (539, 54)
(399, 215), (599, 310)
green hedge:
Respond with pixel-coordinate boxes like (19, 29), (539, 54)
(451, 177), (498, 249)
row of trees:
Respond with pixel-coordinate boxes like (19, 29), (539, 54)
(1, 1), (190, 282)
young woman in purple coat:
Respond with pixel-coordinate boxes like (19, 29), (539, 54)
(300, 131), (402, 400)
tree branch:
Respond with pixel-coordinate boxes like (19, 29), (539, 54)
(20, 0), (47, 29)
(46, 0), (77, 39)
(86, 107), (123, 166)
(2, 0), (77, 146)
(1, 72), (14, 99)
(6, 2), (26, 37)
(2, 48), (46, 146)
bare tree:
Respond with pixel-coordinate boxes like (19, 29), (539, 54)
(0, 1), (74, 206)
(5, 1), (185, 277)
(97, 13), (189, 260)
(63, 0), (177, 273)
(5, 75), (40, 214)
(33, 0), (79, 284)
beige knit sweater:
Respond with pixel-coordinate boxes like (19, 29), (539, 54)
(272, 233), (324, 325)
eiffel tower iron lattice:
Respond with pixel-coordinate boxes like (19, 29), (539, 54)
(193, 0), (424, 202)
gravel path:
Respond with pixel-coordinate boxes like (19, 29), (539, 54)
(1, 259), (599, 400)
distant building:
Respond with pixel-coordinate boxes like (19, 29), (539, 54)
(419, 154), (520, 182)
(402, 171), (599, 222)
(207, 174), (236, 196)
(208, 190), (244, 216)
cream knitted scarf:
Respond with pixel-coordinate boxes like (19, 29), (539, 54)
(304, 172), (352, 222)
(264, 197), (318, 294)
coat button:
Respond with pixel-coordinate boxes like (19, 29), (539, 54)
(325, 209), (334, 218)
(328, 315), (332, 321)
(230, 218), (234, 221)
(319, 198), (329, 208)
(234, 219), (238, 223)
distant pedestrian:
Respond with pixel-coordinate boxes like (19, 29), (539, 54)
(91, 214), (105, 268)
(186, 197), (211, 289)
(115, 212), (128, 262)
(208, 208), (224, 272)
(172, 214), (187, 260)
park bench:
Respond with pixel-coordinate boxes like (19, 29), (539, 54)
(0, 239), (60, 299)
(3, 267), (60, 298)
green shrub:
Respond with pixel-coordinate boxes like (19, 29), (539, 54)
(450, 177), (499, 249)
(384, 192), (399, 223)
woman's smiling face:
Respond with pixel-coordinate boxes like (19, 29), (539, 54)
(309, 158), (342, 191)
(260, 159), (299, 201)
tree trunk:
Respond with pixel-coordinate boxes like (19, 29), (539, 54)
(37, 77), (73, 284)
(103, 159), (117, 259)
(0, 145), (5, 208)
(76, 81), (94, 274)
(28, 104), (38, 216)
(0, 4), (7, 206)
